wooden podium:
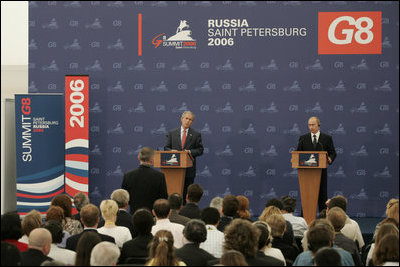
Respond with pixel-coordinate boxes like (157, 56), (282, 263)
(154, 151), (193, 196)
(291, 151), (327, 225)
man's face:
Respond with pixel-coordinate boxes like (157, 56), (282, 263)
(308, 118), (319, 134)
(181, 114), (194, 129)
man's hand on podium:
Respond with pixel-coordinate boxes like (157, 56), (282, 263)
(171, 149), (179, 152)
(327, 156), (332, 164)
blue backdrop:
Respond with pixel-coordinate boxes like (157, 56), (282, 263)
(29, 1), (399, 217)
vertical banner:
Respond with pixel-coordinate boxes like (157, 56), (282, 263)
(15, 94), (65, 214)
(65, 75), (89, 202)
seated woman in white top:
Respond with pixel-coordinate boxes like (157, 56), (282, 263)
(97, 199), (132, 248)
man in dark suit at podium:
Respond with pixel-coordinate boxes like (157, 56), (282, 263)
(165, 111), (204, 203)
(296, 116), (336, 212)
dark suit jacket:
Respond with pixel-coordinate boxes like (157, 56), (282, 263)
(119, 234), (153, 264)
(175, 243), (216, 266)
(248, 251), (285, 266)
(179, 202), (202, 219)
(296, 132), (336, 162)
(272, 236), (300, 264)
(121, 165), (168, 214)
(164, 128), (204, 178)
(217, 215), (234, 232)
(334, 233), (363, 266)
(169, 209), (190, 226)
(66, 228), (115, 251)
(20, 248), (53, 266)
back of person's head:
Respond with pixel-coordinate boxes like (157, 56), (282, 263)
(42, 220), (63, 244)
(110, 189), (129, 209)
(187, 184), (203, 203)
(237, 195), (251, 220)
(80, 204), (100, 227)
(210, 197), (223, 214)
(100, 199), (118, 222)
(168, 193), (183, 210)
(372, 234), (399, 266)
(21, 209), (42, 237)
(265, 198), (284, 210)
(307, 219), (335, 253)
(378, 217), (399, 230)
(259, 206), (282, 222)
(327, 195), (348, 213)
(224, 219), (260, 258)
(148, 230), (178, 266)
(153, 199), (171, 219)
(314, 247), (342, 266)
(40, 260), (65, 266)
(220, 250), (249, 266)
(386, 199), (399, 224)
(375, 223), (399, 245)
(139, 147), (154, 163)
(183, 219), (207, 244)
(327, 207), (347, 232)
(281, 195), (297, 213)
(73, 192), (89, 212)
(201, 207), (220, 225)
(46, 206), (64, 223)
(318, 209), (327, 219)
(133, 208), (154, 235)
(253, 221), (273, 249)
(90, 241), (120, 266)
(51, 194), (73, 218)
(28, 228), (52, 255)
(264, 214), (286, 238)
(1, 211), (23, 240)
(222, 195), (239, 217)
(75, 231), (102, 266)
(1, 242), (22, 266)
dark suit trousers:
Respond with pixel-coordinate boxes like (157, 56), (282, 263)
(319, 169), (328, 212)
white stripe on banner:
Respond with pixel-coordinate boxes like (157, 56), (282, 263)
(65, 178), (88, 192)
(17, 175), (64, 193)
(65, 160), (89, 170)
(17, 201), (52, 207)
(65, 139), (89, 150)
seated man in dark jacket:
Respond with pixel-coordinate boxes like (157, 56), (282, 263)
(180, 184), (203, 219)
(217, 195), (239, 232)
(20, 228), (53, 266)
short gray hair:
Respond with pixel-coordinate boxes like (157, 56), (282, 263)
(110, 189), (129, 208)
(90, 241), (120, 266)
(210, 197), (223, 214)
(139, 147), (154, 162)
(181, 110), (195, 119)
(73, 192), (89, 211)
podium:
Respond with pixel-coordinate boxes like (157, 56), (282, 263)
(154, 151), (193, 196)
(291, 151), (327, 225)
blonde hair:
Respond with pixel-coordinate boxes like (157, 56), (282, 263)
(22, 209), (42, 236)
(264, 214), (286, 238)
(147, 230), (179, 266)
(386, 199), (399, 224)
(100, 200), (118, 222)
(258, 206), (281, 222)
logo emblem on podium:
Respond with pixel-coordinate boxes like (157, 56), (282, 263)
(299, 154), (319, 167)
(161, 153), (180, 166)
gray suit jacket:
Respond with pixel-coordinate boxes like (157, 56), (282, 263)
(169, 209), (190, 226)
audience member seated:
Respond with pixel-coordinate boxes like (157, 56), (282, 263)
(75, 231), (101, 266)
(146, 230), (186, 266)
(1, 242), (22, 266)
(264, 199), (296, 246)
(66, 203), (115, 251)
(72, 192), (89, 225)
(314, 247), (342, 266)
(45, 206), (70, 248)
(217, 194), (239, 232)
(51, 194), (83, 236)
(19, 209), (42, 245)
(1, 211), (29, 252)
(237, 195), (252, 221)
(366, 223), (399, 266)
(175, 219), (216, 265)
(253, 221), (286, 266)
(20, 228), (53, 266)
(169, 193), (190, 226)
(42, 220), (76, 265)
(254, 221), (286, 265)
(293, 219), (354, 266)
(265, 214), (299, 265)
(326, 195), (365, 251)
(327, 207), (363, 266)
(120, 208), (154, 264)
(180, 184), (203, 219)
(220, 250), (249, 266)
(97, 199), (132, 248)
(151, 199), (185, 248)
(90, 241), (120, 266)
(210, 196), (223, 215)
(371, 234), (399, 266)
(200, 207), (224, 258)
(110, 189), (136, 238)
(280, 196), (308, 239)
(373, 199), (399, 240)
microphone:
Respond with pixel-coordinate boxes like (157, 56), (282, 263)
(317, 141), (324, 151)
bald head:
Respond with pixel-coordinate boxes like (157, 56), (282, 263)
(28, 228), (52, 254)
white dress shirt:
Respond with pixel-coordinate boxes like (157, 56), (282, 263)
(311, 131), (320, 143)
(264, 247), (286, 265)
(97, 225), (132, 248)
(199, 224), (224, 258)
(151, 218), (185, 249)
(48, 243), (77, 265)
(282, 213), (308, 238)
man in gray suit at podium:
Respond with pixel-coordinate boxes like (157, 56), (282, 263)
(165, 111), (204, 203)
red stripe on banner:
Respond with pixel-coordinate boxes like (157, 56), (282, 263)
(138, 13), (142, 56)
(17, 188), (65, 199)
(65, 172), (88, 184)
(65, 154), (89, 162)
(19, 212), (47, 216)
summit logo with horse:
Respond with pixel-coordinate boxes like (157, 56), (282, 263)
(152, 20), (197, 49)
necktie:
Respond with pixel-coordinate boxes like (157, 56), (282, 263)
(182, 129), (187, 150)
(313, 134), (317, 148)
